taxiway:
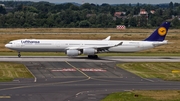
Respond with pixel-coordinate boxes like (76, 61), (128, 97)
(0, 56), (180, 101)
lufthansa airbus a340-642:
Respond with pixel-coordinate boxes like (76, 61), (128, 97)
(5, 22), (170, 58)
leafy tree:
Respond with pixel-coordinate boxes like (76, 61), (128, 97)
(80, 3), (92, 10)
(79, 20), (91, 27)
(169, 2), (174, 9)
(124, 19), (129, 27)
(110, 8), (115, 16)
(0, 6), (6, 14)
(172, 17), (180, 28)
(129, 17), (137, 27)
(88, 16), (96, 26)
(46, 13), (55, 27)
(0, 14), (5, 27)
(70, 5), (79, 10)
(0, 1), (180, 28)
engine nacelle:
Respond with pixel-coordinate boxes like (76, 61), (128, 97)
(83, 48), (97, 55)
(66, 50), (81, 56)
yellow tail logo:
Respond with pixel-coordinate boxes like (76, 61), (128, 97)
(158, 27), (167, 36)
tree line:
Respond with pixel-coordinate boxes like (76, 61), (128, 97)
(0, 1), (180, 28)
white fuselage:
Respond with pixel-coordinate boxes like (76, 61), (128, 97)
(5, 39), (167, 53)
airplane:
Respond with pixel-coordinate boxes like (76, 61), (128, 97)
(5, 22), (170, 58)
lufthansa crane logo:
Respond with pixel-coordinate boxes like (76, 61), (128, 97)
(158, 27), (167, 36)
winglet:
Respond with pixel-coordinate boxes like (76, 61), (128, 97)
(114, 42), (123, 47)
(103, 36), (111, 41)
(144, 22), (170, 41)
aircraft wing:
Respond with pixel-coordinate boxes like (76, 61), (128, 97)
(66, 42), (123, 50)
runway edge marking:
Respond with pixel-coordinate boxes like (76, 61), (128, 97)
(0, 96), (11, 99)
(23, 64), (37, 82)
(65, 61), (91, 79)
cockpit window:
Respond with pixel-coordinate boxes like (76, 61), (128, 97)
(8, 42), (13, 44)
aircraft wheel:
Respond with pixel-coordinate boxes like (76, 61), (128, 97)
(88, 55), (98, 59)
(18, 52), (21, 58)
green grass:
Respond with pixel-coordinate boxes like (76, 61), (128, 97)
(99, 52), (180, 56)
(117, 62), (180, 81)
(0, 52), (66, 56)
(101, 90), (180, 101)
(0, 62), (33, 82)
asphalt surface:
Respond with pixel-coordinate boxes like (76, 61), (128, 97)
(0, 56), (180, 101)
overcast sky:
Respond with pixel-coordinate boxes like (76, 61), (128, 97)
(17, 0), (180, 4)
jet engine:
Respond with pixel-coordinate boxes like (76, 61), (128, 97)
(83, 48), (97, 55)
(66, 50), (81, 56)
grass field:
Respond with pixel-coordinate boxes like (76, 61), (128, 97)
(117, 62), (180, 81)
(0, 62), (33, 82)
(0, 28), (180, 33)
(101, 90), (180, 101)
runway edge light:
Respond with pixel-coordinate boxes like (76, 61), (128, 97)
(172, 70), (180, 73)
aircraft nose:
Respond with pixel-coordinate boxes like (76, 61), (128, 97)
(5, 44), (11, 48)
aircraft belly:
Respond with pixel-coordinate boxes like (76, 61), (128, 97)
(10, 45), (65, 52)
(13, 48), (64, 52)
(31, 49), (63, 52)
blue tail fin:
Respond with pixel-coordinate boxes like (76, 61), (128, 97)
(144, 22), (170, 41)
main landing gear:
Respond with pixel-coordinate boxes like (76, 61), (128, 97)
(88, 55), (98, 59)
(18, 52), (21, 58)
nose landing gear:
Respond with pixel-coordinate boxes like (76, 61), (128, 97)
(18, 52), (21, 58)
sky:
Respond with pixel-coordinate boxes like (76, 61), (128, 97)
(16, 0), (180, 4)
